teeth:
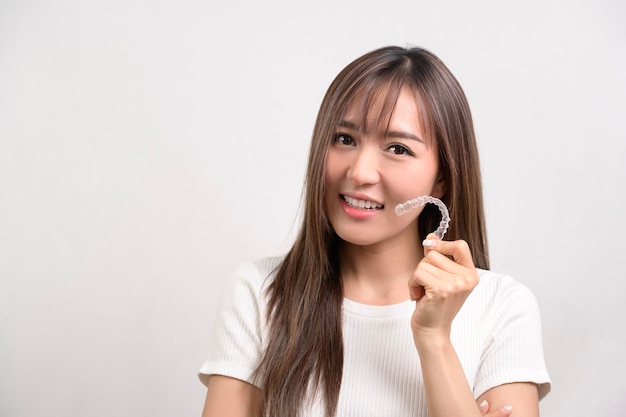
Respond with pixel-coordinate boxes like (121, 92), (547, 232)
(343, 196), (383, 210)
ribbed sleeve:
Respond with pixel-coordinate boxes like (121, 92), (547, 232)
(198, 257), (277, 388)
(471, 275), (552, 399)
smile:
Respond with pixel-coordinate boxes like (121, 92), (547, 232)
(342, 195), (384, 210)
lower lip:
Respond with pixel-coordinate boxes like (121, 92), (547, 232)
(340, 198), (382, 219)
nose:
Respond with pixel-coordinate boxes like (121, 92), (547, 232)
(346, 146), (380, 186)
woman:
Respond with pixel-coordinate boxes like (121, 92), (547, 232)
(199, 46), (551, 417)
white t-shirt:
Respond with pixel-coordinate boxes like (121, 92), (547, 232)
(199, 256), (551, 417)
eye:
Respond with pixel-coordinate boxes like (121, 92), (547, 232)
(386, 144), (414, 156)
(333, 133), (356, 146)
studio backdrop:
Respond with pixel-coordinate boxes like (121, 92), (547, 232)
(1, 0), (625, 416)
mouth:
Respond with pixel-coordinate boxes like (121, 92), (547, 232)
(342, 195), (384, 210)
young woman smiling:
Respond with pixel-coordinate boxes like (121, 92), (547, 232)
(199, 46), (551, 417)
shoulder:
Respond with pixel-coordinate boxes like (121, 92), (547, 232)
(474, 269), (539, 308)
(234, 255), (284, 279)
(469, 270), (546, 349)
(212, 255), (286, 324)
(227, 255), (284, 296)
(459, 269), (543, 331)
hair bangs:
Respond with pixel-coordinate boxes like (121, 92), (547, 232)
(343, 68), (437, 148)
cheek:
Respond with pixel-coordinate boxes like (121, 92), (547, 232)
(323, 165), (333, 191)
(324, 153), (342, 188)
(323, 163), (337, 210)
(388, 170), (440, 207)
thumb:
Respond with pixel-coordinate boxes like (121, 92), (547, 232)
(422, 235), (474, 268)
(422, 233), (440, 257)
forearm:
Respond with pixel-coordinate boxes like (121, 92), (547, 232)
(415, 334), (482, 417)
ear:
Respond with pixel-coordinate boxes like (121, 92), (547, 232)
(431, 172), (446, 199)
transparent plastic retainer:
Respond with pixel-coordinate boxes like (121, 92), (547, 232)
(395, 196), (450, 240)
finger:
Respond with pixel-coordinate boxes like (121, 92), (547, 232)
(496, 406), (513, 416)
(408, 266), (439, 301)
(423, 237), (474, 269)
(482, 404), (513, 417)
(479, 400), (489, 415)
(418, 256), (458, 279)
(408, 282), (425, 302)
(414, 264), (476, 318)
(423, 250), (472, 278)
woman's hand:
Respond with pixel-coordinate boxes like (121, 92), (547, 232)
(409, 233), (480, 342)
(479, 399), (513, 417)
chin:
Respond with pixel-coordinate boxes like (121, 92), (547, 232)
(333, 228), (383, 247)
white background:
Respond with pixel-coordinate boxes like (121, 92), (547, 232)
(1, 0), (625, 416)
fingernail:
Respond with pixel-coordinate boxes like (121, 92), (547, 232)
(422, 239), (437, 247)
(500, 405), (513, 412)
(479, 400), (488, 408)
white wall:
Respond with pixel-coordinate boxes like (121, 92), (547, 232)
(1, 0), (624, 415)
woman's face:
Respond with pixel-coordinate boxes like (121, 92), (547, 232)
(324, 86), (443, 249)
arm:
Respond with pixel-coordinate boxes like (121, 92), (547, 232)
(201, 375), (261, 417)
(410, 235), (541, 417)
(478, 383), (539, 416)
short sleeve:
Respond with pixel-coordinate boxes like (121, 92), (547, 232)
(473, 280), (552, 400)
(198, 261), (268, 388)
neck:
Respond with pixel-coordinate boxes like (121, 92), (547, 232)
(339, 236), (423, 305)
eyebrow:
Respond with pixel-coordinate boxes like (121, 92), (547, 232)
(337, 119), (424, 143)
(337, 120), (359, 130)
(386, 130), (424, 143)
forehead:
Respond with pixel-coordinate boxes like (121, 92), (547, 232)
(340, 84), (426, 137)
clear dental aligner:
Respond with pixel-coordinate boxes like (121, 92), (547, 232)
(395, 195), (450, 240)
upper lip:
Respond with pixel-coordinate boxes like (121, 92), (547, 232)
(341, 193), (384, 206)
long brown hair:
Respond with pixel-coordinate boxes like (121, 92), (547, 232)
(254, 46), (489, 417)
